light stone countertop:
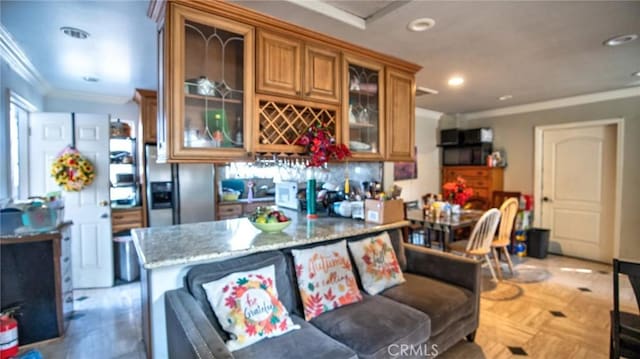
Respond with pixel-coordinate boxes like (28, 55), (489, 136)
(131, 209), (408, 269)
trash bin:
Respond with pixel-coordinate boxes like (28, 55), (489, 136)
(527, 228), (550, 259)
(113, 234), (140, 282)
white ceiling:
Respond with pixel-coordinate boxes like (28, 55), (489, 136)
(2, 1), (639, 114)
(1, 0), (157, 99)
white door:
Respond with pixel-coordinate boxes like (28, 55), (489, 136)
(29, 113), (113, 288)
(541, 124), (616, 262)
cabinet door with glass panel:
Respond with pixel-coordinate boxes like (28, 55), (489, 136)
(164, 4), (254, 162)
(342, 55), (385, 160)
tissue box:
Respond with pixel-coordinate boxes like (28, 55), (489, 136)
(364, 199), (404, 224)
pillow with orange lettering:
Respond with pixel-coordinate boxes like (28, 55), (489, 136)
(348, 232), (405, 295)
(291, 240), (363, 321)
(202, 265), (300, 351)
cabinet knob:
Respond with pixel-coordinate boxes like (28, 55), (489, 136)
(543, 196), (552, 202)
(99, 200), (110, 207)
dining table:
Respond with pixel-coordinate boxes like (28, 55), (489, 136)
(406, 208), (484, 251)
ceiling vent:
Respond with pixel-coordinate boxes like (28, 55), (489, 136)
(60, 26), (90, 40)
(416, 86), (439, 96)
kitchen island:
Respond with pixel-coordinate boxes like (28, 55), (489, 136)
(131, 210), (408, 358)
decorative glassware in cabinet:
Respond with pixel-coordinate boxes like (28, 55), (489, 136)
(345, 59), (383, 159)
(182, 19), (246, 150)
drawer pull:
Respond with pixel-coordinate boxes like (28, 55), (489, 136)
(65, 297), (73, 303)
(63, 237), (70, 241)
(63, 257), (70, 263)
(65, 277), (71, 283)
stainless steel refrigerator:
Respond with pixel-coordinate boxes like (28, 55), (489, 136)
(145, 144), (216, 226)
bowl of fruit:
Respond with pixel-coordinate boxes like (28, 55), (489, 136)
(249, 207), (292, 233)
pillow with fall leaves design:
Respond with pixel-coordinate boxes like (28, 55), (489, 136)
(348, 232), (406, 295)
(202, 265), (300, 351)
(291, 240), (363, 321)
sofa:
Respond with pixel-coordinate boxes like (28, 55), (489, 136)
(164, 228), (481, 358)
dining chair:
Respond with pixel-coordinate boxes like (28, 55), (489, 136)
(491, 191), (521, 209)
(491, 197), (519, 279)
(610, 258), (640, 359)
(448, 208), (502, 281)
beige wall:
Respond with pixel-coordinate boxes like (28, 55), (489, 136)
(383, 109), (441, 204)
(456, 96), (640, 260)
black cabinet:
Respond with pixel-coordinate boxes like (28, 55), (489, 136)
(440, 128), (493, 166)
(0, 224), (73, 345)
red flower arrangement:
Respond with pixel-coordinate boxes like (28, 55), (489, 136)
(296, 121), (351, 167)
(442, 176), (474, 206)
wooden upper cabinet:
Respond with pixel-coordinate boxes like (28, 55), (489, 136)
(304, 45), (340, 103)
(342, 54), (385, 160)
(257, 30), (340, 104)
(134, 89), (157, 144)
(257, 30), (302, 98)
(160, 3), (254, 162)
(385, 67), (415, 162)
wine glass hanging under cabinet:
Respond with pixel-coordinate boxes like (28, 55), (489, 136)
(342, 56), (385, 160)
(164, 4), (254, 161)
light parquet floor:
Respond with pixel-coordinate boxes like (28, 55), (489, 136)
(440, 254), (638, 359)
(26, 255), (637, 358)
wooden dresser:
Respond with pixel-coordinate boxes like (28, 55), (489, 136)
(0, 222), (73, 346)
(442, 166), (504, 209)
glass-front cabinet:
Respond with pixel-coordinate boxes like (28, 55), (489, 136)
(161, 4), (254, 162)
(342, 55), (385, 161)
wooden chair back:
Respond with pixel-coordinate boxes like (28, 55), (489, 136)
(465, 208), (501, 253)
(497, 198), (519, 243)
(492, 191), (521, 209)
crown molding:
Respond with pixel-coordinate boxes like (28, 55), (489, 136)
(47, 89), (131, 105)
(0, 24), (51, 94)
(415, 107), (443, 121)
(283, 0), (366, 29)
(463, 86), (640, 120)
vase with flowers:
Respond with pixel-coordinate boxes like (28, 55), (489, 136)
(442, 176), (474, 213)
(296, 121), (351, 218)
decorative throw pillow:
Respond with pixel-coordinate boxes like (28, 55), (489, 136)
(291, 240), (363, 321)
(348, 232), (406, 295)
(202, 265), (300, 351)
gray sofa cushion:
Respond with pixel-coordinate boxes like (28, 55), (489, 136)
(381, 273), (474, 336)
(233, 315), (357, 359)
(185, 251), (295, 339)
(310, 295), (430, 359)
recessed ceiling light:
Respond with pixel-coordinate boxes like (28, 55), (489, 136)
(448, 76), (464, 87)
(83, 76), (99, 82)
(603, 34), (637, 46)
(498, 95), (513, 101)
(60, 26), (90, 40)
(407, 18), (436, 32)
(632, 71), (640, 77)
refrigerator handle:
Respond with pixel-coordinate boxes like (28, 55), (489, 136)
(171, 163), (180, 225)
